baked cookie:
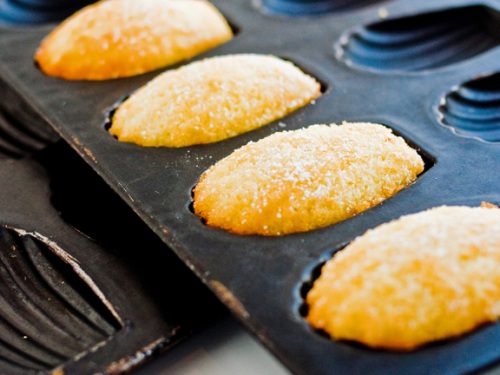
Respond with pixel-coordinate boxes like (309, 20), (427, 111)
(306, 205), (500, 350)
(35, 0), (233, 80)
(193, 122), (424, 235)
(110, 54), (321, 147)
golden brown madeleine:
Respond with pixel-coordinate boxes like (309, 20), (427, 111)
(193, 122), (424, 235)
(306, 205), (500, 350)
(34, 0), (233, 80)
(110, 54), (321, 147)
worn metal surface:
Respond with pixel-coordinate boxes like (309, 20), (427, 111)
(0, 0), (499, 373)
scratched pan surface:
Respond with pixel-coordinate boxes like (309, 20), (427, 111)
(0, 0), (500, 373)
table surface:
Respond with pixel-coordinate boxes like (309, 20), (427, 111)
(135, 315), (291, 375)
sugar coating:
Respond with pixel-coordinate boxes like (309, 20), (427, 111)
(110, 54), (322, 147)
(306, 205), (500, 350)
(34, 0), (233, 80)
(193, 122), (424, 235)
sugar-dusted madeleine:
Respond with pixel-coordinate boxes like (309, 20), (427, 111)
(306, 205), (500, 350)
(109, 54), (321, 147)
(34, 0), (233, 80)
(193, 122), (424, 235)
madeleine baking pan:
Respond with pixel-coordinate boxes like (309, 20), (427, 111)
(0, 133), (224, 374)
(0, 0), (499, 373)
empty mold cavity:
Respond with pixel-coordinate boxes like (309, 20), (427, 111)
(259, 0), (386, 16)
(0, 0), (95, 25)
(439, 72), (500, 142)
(0, 226), (121, 373)
(337, 5), (500, 72)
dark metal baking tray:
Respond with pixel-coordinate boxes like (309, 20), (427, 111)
(0, 0), (499, 373)
(0, 139), (224, 374)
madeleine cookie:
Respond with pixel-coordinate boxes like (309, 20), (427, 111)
(306, 205), (500, 350)
(193, 122), (424, 235)
(110, 54), (321, 147)
(35, 0), (233, 80)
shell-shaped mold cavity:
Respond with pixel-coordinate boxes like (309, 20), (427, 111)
(439, 72), (500, 142)
(0, 0), (95, 25)
(260, 0), (385, 16)
(0, 226), (121, 373)
(337, 5), (500, 72)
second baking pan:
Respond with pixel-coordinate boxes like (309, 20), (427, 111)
(0, 140), (224, 374)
